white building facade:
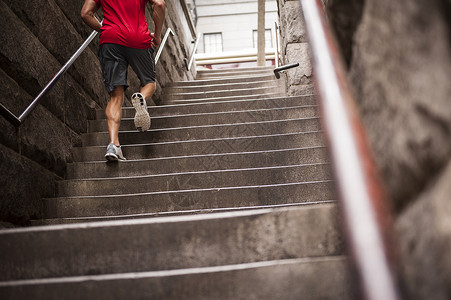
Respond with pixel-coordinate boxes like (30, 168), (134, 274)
(194, 0), (279, 68)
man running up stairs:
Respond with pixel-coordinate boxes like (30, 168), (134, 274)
(0, 66), (356, 299)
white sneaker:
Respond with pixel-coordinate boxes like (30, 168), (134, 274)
(131, 92), (151, 131)
(105, 143), (126, 162)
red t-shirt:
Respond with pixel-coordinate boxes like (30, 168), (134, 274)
(94, 0), (152, 49)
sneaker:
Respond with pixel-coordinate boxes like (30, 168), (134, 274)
(131, 92), (151, 132)
(105, 143), (126, 162)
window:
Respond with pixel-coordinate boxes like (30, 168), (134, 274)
(253, 29), (272, 48)
(203, 33), (223, 53)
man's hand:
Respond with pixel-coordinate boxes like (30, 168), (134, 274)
(150, 33), (162, 48)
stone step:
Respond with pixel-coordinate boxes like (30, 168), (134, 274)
(0, 204), (343, 281)
(166, 85), (282, 100)
(89, 105), (319, 133)
(95, 95), (316, 119)
(162, 92), (284, 105)
(0, 257), (354, 299)
(166, 79), (281, 93)
(58, 163), (332, 197)
(67, 146), (328, 179)
(170, 74), (277, 86)
(82, 117), (321, 147)
(32, 201), (336, 225)
(43, 180), (335, 218)
(73, 131), (326, 162)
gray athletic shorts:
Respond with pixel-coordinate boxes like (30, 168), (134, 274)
(98, 43), (156, 94)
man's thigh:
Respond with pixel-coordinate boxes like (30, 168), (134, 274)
(98, 43), (129, 93)
(125, 47), (156, 87)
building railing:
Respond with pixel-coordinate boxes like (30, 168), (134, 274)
(0, 26), (175, 127)
(298, 0), (401, 299)
(274, 21), (281, 68)
(195, 48), (276, 66)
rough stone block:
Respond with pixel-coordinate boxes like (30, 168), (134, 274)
(349, 0), (451, 209)
(3, 0), (108, 109)
(0, 68), (80, 176)
(397, 159), (451, 300)
(286, 42), (313, 86)
(0, 144), (59, 225)
(0, 1), (96, 133)
(279, 0), (307, 44)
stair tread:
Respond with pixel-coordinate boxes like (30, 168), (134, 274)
(32, 200), (337, 225)
(67, 146), (329, 179)
(0, 204), (344, 282)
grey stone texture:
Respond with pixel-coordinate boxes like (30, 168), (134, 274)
(276, 0), (313, 95)
(0, 0), (196, 224)
(320, 0), (451, 298)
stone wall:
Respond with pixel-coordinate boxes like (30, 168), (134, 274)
(276, 0), (315, 96)
(0, 0), (196, 225)
(284, 0), (451, 298)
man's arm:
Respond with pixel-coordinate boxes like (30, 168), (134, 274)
(150, 0), (166, 47)
(81, 0), (101, 32)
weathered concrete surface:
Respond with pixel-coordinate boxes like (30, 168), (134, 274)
(276, 0), (313, 95)
(348, 0), (451, 210)
(0, 144), (59, 225)
(0, 205), (343, 280)
(0, 69), (79, 175)
(0, 257), (353, 300)
(3, 0), (108, 108)
(396, 161), (451, 300)
(0, 1), (97, 133)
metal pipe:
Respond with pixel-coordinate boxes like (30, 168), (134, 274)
(187, 36), (201, 71)
(274, 63), (299, 79)
(155, 28), (175, 64)
(0, 103), (21, 127)
(18, 29), (99, 124)
(299, 0), (400, 299)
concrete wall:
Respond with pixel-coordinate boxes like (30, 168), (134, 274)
(277, 0), (451, 298)
(0, 0), (196, 225)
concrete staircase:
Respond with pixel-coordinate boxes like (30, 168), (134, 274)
(0, 67), (355, 299)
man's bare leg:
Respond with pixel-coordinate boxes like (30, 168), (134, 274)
(106, 86), (124, 146)
(140, 82), (156, 102)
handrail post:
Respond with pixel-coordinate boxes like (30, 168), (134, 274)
(299, 0), (401, 299)
(187, 36), (201, 71)
(155, 28), (175, 64)
(274, 21), (280, 68)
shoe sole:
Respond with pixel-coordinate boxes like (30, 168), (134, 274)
(105, 153), (119, 162)
(132, 93), (151, 132)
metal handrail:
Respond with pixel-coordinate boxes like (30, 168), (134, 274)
(274, 63), (299, 79)
(187, 36), (201, 71)
(298, 1), (400, 300)
(0, 29), (99, 127)
(1, 26), (175, 127)
(155, 28), (175, 64)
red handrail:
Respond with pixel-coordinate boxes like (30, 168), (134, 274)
(298, 0), (401, 299)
